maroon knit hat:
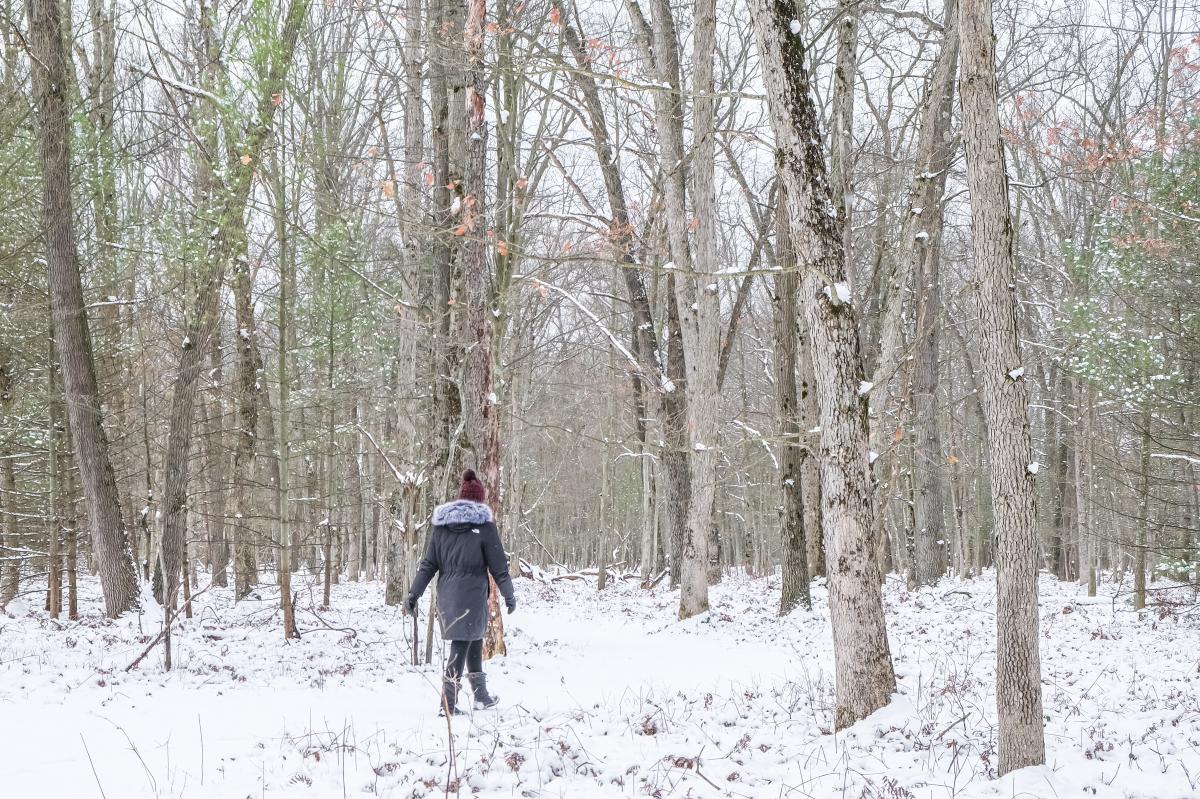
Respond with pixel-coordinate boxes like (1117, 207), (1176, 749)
(458, 469), (486, 503)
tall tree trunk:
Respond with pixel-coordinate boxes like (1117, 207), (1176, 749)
(205, 335), (229, 588)
(273, 157), (300, 639)
(453, 0), (506, 657)
(1077, 387), (1096, 596)
(646, 0), (711, 618)
(1049, 369), (1077, 581)
(230, 255), (261, 601)
(29, 0), (138, 617)
(959, 0), (1046, 773)
(347, 403), (365, 582)
(775, 185), (811, 614)
(691, 0), (723, 591)
(908, 0), (959, 586)
(752, 0), (897, 728)
(45, 370), (62, 617)
(663, 280), (691, 589)
(0, 340), (16, 608)
(1134, 411), (1152, 611)
(0, 438), (17, 608)
(829, 0), (859, 276)
(427, 0), (465, 520)
(65, 445), (79, 619)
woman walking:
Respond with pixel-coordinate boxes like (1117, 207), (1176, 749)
(404, 469), (517, 715)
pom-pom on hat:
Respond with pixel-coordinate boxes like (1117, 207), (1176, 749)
(458, 469), (486, 503)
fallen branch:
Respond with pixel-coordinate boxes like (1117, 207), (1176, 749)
(125, 583), (212, 672)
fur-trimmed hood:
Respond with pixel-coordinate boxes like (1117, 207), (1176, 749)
(432, 499), (493, 527)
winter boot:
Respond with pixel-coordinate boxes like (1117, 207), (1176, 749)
(440, 676), (465, 717)
(467, 672), (500, 709)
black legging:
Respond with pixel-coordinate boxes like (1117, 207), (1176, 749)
(445, 639), (483, 679)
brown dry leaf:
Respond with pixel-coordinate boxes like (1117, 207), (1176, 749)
(381, 180), (395, 198)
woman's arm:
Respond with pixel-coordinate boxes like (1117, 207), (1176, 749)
(482, 523), (516, 607)
(407, 530), (439, 600)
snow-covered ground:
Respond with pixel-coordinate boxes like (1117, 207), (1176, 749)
(1, 568), (1198, 798)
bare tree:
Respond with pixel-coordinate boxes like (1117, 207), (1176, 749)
(752, 0), (896, 728)
(959, 0), (1045, 773)
(774, 184), (811, 614)
(29, 0), (139, 617)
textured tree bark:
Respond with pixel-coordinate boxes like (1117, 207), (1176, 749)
(204, 336), (229, 588)
(1047, 366), (1077, 580)
(663, 280), (692, 590)
(29, 0), (139, 617)
(384, 487), (406, 605)
(0, 342), (16, 608)
(752, 0), (897, 728)
(0, 439), (17, 608)
(65, 448), (79, 620)
(959, 0), (1046, 773)
(274, 164), (299, 639)
(347, 403), (365, 582)
(797, 321), (825, 580)
(828, 0), (859, 271)
(1077, 388), (1096, 596)
(1134, 413), (1151, 611)
(774, 185), (811, 614)
(646, 0), (712, 618)
(450, 0), (506, 657)
(230, 247), (261, 600)
(690, 0), (723, 591)
(45, 378), (63, 617)
(397, 0), (425, 478)
(908, 1), (959, 587)
(426, 0), (466, 520)
(865, 0), (959, 589)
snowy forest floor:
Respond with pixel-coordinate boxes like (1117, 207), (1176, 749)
(2, 568), (1199, 798)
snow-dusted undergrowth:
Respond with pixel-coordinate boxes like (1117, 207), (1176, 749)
(1, 569), (1197, 798)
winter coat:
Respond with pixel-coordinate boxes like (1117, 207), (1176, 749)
(406, 499), (516, 641)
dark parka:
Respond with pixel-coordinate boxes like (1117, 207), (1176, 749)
(407, 500), (516, 641)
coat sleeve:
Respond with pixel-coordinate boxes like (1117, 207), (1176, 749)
(407, 528), (439, 600)
(482, 523), (516, 604)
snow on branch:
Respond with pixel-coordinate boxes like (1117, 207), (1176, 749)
(732, 419), (778, 470)
(128, 62), (227, 108)
(356, 424), (425, 486)
(523, 276), (670, 392)
(1151, 453), (1200, 466)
